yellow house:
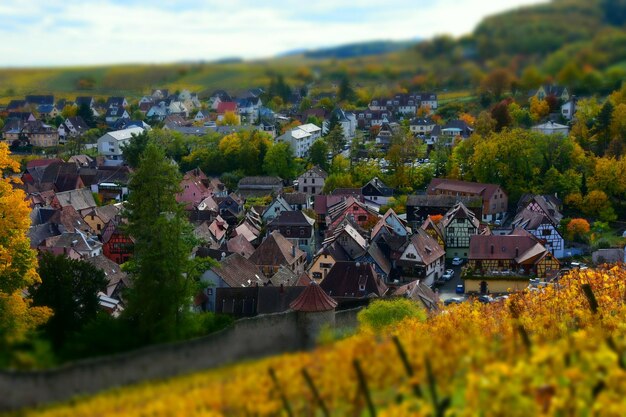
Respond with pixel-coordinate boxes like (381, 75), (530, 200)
(83, 204), (121, 236)
(307, 242), (350, 283)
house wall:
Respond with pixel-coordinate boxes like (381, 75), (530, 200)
(464, 278), (529, 294)
(308, 253), (336, 282)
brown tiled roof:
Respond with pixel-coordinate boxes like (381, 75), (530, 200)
(226, 234), (255, 258)
(408, 229), (445, 265)
(211, 253), (264, 288)
(320, 261), (388, 298)
(290, 282), (337, 312)
(249, 230), (305, 268)
(427, 178), (504, 200)
(391, 280), (439, 311)
(283, 192), (308, 206)
(406, 194), (482, 208)
(469, 229), (543, 261)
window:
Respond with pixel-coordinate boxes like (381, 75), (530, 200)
(358, 215), (367, 222)
(320, 263), (333, 269)
(353, 206), (359, 211)
(303, 186), (307, 193)
(542, 229), (551, 236)
(313, 272), (322, 279)
(448, 227), (455, 233)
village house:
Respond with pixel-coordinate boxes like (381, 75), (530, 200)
(396, 229), (446, 286)
(262, 195), (292, 222)
(199, 253), (265, 312)
(325, 196), (380, 231)
(426, 178), (508, 223)
(237, 176), (283, 199)
(511, 194), (564, 258)
(361, 177), (393, 210)
(440, 202), (483, 259)
(320, 261), (388, 299)
(267, 211), (316, 259)
(409, 117), (436, 136)
(275, 123), (322, 159)
(102, 222), (134, 264)
(406, 194), (483, 228)
(249, 231), (307, 278)
(370, 209), (410, 242)
(97, 126), (145, 166)
(466, 229), (560, 294)
(531, 121), (570, 136)
(307, 241), (350, 282)
(296, 165), (327, 196)
(323, 108), (357, 139)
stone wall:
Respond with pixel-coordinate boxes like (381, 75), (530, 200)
(0, 311), (302, 412)
(335, 307), (363, 329)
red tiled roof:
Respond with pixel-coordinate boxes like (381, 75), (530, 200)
(289, 282), (337, 312)
(217, 101), (237, 114)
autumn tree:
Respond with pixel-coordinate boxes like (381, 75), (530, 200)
(566, 218), (590, 242)
(491, 100), (512, 132)
(0, 143), (51, 362)
(218, 111), (240, 126)
(123, 142), (198, 343)
(530, 96), (550, 122)
(480, 68), (514, 100)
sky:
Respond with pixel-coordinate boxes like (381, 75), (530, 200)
(0, 0), (546, 67)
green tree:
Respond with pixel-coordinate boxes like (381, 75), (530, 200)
(77, 103), (96, 128)
(121, 130), (150, 168)
(338, 75), (355, 102)
(263, 142), (297, 179)
(309, 139), (329, 171)
(30, 253), (107, 348)
(123, 143), (197, 343)
(325, 124), (346, 155)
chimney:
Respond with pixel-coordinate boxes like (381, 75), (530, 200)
(292, 245), (296, 257)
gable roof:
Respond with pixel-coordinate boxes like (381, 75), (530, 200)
(320, 261), (388, 298)
(469, 228), (543, 261)
(211, 253), (264, 288)
(217, 101), (237, 113)
(54, 188), (97, 212)
(427, 178), (504, 201)
(302, 165), (328, 179)
(441, 202), (480, 229)
(406, 229), (445, 265)
(249, 230), (305, 267)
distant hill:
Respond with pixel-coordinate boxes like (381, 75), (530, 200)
(0, 0), (625, 100)
(285, 39), (418, 59)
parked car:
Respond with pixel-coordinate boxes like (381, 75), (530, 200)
(451, 257), (463, 266)
(444, 297), (464, 306)
(477, 295), (494, 304)
(455, 284), (465, 294)
(442, 269), (454, 281)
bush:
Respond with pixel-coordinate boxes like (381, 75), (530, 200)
(357, 298), (426, 333)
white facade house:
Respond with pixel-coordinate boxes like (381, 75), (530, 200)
(97, 127), (145, 166)
(276, 123), (321, 158)
(323, 108), (357, 140)
(561, 99), (577, 121)
(531, 121), (569, 136)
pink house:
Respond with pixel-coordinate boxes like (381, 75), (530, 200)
(326, 196), (380, 231)
(177, 168), (212, 210)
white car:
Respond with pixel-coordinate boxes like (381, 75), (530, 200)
(451, 257), (463, 266)
(442, 269), (454, 281)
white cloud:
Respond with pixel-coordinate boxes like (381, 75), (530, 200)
(0, 0), (546, 66)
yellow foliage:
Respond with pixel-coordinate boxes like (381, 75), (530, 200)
(530, 96), (550, 122)
(0, 143), (51, 349)
(16, 267), (626, 416)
